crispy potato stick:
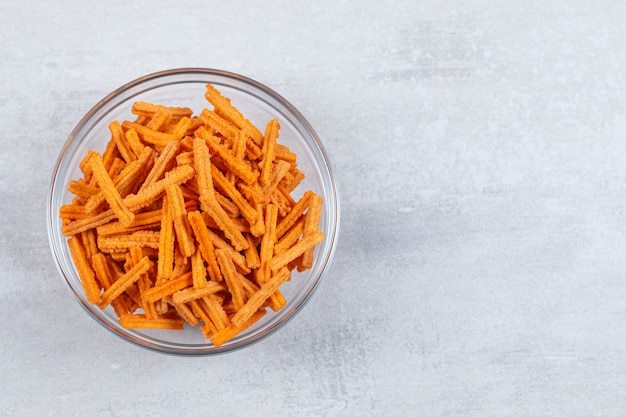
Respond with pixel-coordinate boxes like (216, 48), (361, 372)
(191, 249), (207, 289)
(97, 230), (160, 253)
(190, 300), (218, 336)
(211, 308), (266, 347)
(107, 157), (126, 180)
(205, 83), (263, 145)
(124, 128), (144, 158)
(172, 301), (200, 326)
(89, 152), (135, 226)
(85, 146), (155, 214)
(99, 256), (151, 309)
(270, 231), (324, 273)
(275, 190), (313, 239)
(124, 164), (195, 211)
(62, 209), (117, 236)
(128, 246), (153, 316)
(274, 217), (305, 255)
(146, 108), (173, 131)
(132, 102), (193, 120)
(166, 184), (196, 257)
(68, 236), (102, 304)
(171, 281), (226, 305)
(216, 249), (244, 310)
(228, 129), (247, 184)
(244, 234), (261, 270)
(80, 229), (98, 263)
(60, 204), (87, 220)
(203, 196), (249, 252)
(210, 164), (258, 226)
(100, 140), (119, 174)
(196, 127), (259, 185)
(109, 120), (137, 164)
(157, 194), (175, 282)
(187, 210), (222, 282)
(143, 271), (193, 304)
(192, 137), (215, 202)
(260, 118), (279, 186)
(122, 117), (191, 147)
(142, 140), (180, 187)
(199, 108), (238, 141)
(91, 253), (132, 316)
(96, 208), (162, 236)
(300, 193), (323, 270)
(258, 204), (278, 284)
(263, 160), (291, 198)
(200, 294), (230, 331)
(231, 267), (291, 327)
(119, 314), (185, 330)
(68, 180), (100, 199)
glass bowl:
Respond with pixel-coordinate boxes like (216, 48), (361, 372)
(46, 68), (340, 355)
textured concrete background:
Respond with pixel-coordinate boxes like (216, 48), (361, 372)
(2, 1), (626, 416)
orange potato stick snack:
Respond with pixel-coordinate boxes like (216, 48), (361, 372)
(99, 256), (152, 309)
(274, 217), (305, 255)
(231, 267), (291, 327)
(190, 300), (218, 336)
(270, 231), (324, 273)
(192, 137), (215, 202)
(196, 127), (259, 185)
(187, 210), (222, 282)
(119, 314), (185, 330)
(60, 204), (87, 221)
(109, 120), (137, 164)
(143, 271), (193, 304)
(89, 152), (135, 226)
(210, 164), (258, 226)
(199, 108), (238, 141)
(124, 128), (144, 158)
(96, 208), (163, 236)
(211, 308), (266, 347)
(68, 180), (100, 199)
(260, 118), (279, 186)
(97, 230), (160, 253)
(172, 301), (200, 326)
(204, 83), (263, 145)
(216, 249), (244, 310)
(199, 294), (230, 331)
(61, 209), (117, 236)
(257, 204), (278, 284)
(275, 190), (313, 239)
(91, 253), (132, 316)
(145, 108), (173, 131)
(166, 184), (196, 258)
(107, 157), (126, 181)
(191, 249), (208, 289)
(300, 193), (323, 270)
(142, 140), (180, 187)
(171, 281), (226, 305)
(132, 101), (193, 120)
(68, 235), (102, 304)
(157, 194), (175, 282)
(123, 164), (195, 211)
(80, 229), (98, 263)
(244, 234), (261, 270)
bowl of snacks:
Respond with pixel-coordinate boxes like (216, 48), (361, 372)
(47, 68), (339, 355)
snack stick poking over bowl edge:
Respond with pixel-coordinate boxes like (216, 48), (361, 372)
(60, 83), (325, 345)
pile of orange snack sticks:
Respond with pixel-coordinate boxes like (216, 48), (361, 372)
(60, 84), (324, 346)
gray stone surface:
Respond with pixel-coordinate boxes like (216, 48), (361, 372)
(2, 1), (626, 416)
